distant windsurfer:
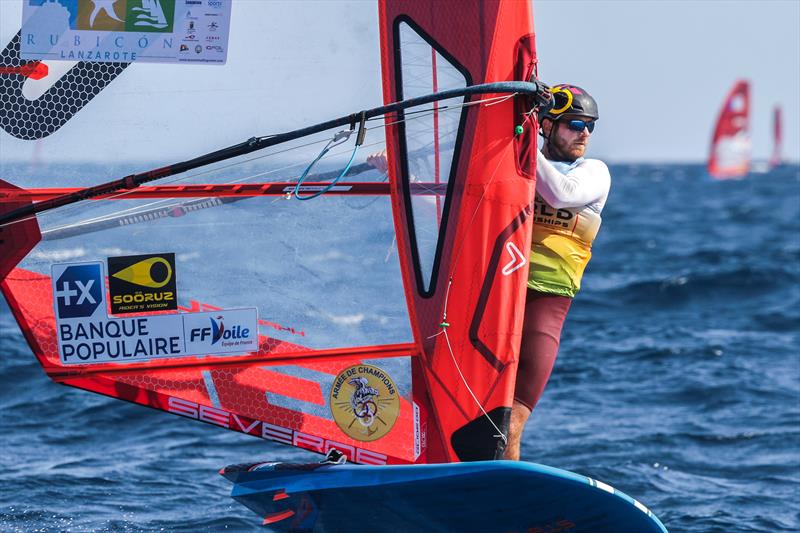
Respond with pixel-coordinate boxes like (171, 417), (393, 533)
(505, 84), (611, 460)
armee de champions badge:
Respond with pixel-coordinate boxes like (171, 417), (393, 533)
(330, 364), (400, 442)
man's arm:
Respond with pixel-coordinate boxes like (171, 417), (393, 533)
(366, 149), (389, 173)
(535, 151), (611, 209)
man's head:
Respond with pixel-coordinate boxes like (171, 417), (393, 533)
(539, 84), (598, 162)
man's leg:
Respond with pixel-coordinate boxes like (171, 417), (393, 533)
(507, 290), (572, 460)
(504, 400), (532, 460)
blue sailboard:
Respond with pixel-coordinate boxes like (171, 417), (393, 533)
(222, 459), (668, 532)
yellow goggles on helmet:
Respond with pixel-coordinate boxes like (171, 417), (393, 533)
(549, 87), (574, 116)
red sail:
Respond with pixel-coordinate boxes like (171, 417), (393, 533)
(708, 80), (751, 179)
(769, 105), (782, 169)
(1, 0), (538, 466)
(379, 0), (537, 462)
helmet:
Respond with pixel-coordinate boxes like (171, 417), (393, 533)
(539, 84), (599, 122)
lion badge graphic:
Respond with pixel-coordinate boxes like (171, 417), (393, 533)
(330, 364), (400, 441)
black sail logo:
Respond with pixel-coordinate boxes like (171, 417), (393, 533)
(0, 32), (128, 140)
(108, 253), (177, 315)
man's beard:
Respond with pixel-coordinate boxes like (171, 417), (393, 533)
(551, 134), (586, 161)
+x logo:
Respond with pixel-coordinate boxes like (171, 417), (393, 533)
(54, 264), (103, 319)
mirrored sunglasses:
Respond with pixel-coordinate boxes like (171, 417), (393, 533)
(565, 119), (596, 133)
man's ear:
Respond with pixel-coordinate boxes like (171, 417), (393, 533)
(541, 117), (553, 137)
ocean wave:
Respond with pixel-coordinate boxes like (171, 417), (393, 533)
(590, 266), (797, 305)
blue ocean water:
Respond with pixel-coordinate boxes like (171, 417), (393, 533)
(1, 163), (798, 532)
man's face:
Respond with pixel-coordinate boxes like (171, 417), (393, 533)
(543, 114), (594, 160)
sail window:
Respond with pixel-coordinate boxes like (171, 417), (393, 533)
(396, 20), (468, 295)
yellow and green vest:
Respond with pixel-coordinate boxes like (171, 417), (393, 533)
(528, 160), (602, 298)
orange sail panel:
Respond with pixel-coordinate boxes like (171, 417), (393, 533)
(2, 267), (420, 465)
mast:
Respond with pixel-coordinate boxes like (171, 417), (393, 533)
(769, 105), (782, 169)
(379, 0), (539, 462)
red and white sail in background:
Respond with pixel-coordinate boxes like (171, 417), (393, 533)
(769, 105), (782, 169)
(708, 80), (751, 179)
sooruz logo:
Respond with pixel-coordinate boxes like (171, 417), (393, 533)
(108, 253), (177, 314)
(330, 364), (400, 442)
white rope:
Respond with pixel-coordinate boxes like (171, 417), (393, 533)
(440, 325), (508, 444)
(425, 278), (508, 443)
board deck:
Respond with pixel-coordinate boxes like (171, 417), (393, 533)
(222, 459), (668, 532)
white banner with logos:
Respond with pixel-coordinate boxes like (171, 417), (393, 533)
(21, 0), (232, 65)
(52, 261), (258, 365)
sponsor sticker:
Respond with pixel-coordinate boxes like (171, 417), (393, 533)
(21, 0), (232, 65)
(109, 253), (177, 315)
(183, 309), (257, 353)
(329, 364), (400, 442)
(52, 261), (258, 364)
(53, 262), (103, 319)
(413, 401), (421, 459)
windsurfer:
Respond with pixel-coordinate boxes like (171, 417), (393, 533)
(505, 84), (611, 460)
